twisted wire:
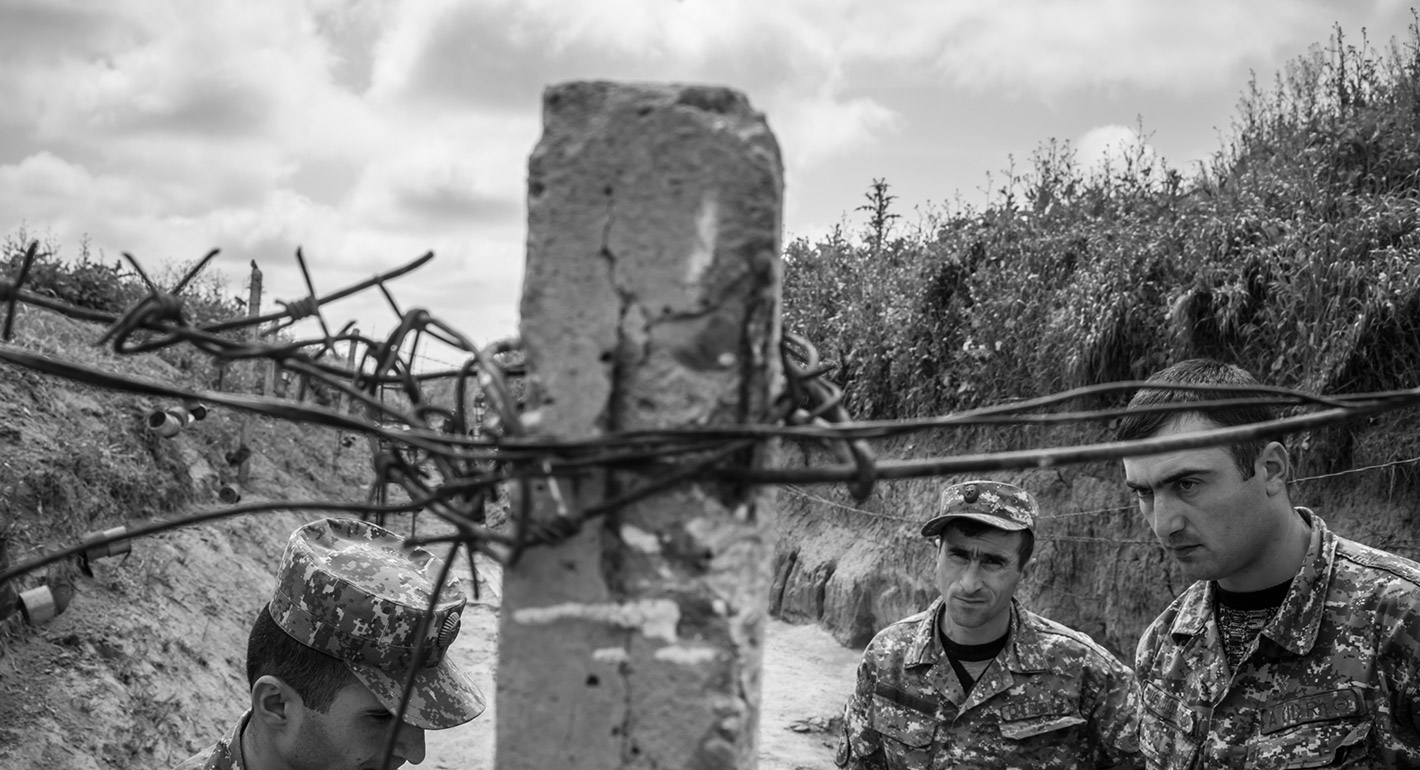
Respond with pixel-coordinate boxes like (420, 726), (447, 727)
(0, 241), (1415, 579)
(3, 241), (1418, 770)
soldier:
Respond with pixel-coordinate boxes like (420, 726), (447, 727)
(836, 480), (1142, 769)
(171, 518), (486, 770)
(1119, 358), (1420, 767)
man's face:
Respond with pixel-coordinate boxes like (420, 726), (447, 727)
(934, 524), (1025, 644)
(1122, 414), (1276, 588)
(286, 680), (427, 770)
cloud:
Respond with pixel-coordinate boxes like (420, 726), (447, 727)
(0, 151), (174, 238)
(308, 0), (391, 93)
(772, 94), (903, 170)
(1, 0), (1408, 350)
(1076, 123), (1160, 178)
(351, 0), (1375, 177)
(383, 1), (1343, 100)
(367, 0), (898, 168)
(0, 152), (94, 201)
(865, 0), (1413, 97)
(0, 2), (137, 63)
(346, 128), (530, 230)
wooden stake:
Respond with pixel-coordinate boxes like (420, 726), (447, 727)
(237, 262), (262, 485)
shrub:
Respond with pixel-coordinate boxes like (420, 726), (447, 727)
(782, 17), (1420, 474)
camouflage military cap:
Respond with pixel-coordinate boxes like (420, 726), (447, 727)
(268, 517), (486, 729)
(920, 480), (1039, 538)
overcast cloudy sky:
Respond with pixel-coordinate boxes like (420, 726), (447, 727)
(0, 0), (1412, 365)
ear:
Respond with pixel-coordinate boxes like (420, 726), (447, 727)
(250, 675), (301, 729)
(1258, 441), (1289, 495)
(1018, 558), (1033, 583)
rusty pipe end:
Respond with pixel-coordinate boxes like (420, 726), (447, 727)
(147, 410), (182, 438)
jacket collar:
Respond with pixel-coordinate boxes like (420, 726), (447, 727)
(905, 597), (945, 667)
(1169, 508), (1333, 656)
(907, 598), (1050, 672)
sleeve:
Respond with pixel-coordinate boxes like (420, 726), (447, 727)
(836, 649), (888, 770)
(1084, 651), (1144, 770)
(1376, 590), (1420, 737)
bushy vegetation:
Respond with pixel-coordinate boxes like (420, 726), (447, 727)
(783, 20), (1420, 455)
(2, 226), (245, 327)
(2, 226), (258, 387)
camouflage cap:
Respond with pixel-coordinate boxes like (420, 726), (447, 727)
(268, 518), (486, 730)
(920, 480), (1039, 538)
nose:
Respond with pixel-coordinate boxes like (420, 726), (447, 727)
(397, 723), (427, 765)
(1149, 496), (1186, 542)
(959, 562), (984, 592)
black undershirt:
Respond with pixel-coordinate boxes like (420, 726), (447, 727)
(1214, 578), (1293, 670)
(940, 629), (1009, 695)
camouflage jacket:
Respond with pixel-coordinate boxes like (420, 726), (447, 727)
(170, 711), (247, 770)
(1135, 510), (1420, 769)
(838, 599), (1142, 769)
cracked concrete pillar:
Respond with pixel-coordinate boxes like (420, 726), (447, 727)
(497, 81), (783, 769)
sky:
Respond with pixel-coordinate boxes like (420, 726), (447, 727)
(0, 0), (1414, 369)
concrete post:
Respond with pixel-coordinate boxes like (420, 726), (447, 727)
(497, 81), (783, 769)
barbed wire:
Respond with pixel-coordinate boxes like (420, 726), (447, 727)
(785, 455), (1420, 536)
(2, 240), (1419, 578)
(5, 241), (1420, 769)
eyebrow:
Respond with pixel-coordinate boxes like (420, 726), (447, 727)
(946, 545), (1012, 563)
(1125, 467), (1212, 491)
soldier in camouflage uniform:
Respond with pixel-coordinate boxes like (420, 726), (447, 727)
(1118, 358), (1420, 767)
(170, 518), (486, 770)
(836, 480), (1142, 769)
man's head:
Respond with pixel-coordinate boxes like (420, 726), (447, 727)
(1114, 357), (1274, 477)
(245, 518), (486, 769)
(921, 481), (1038, 644)
(247, 605), (430, 768)
(1118, 359), (1295, 590)
(248, 603), (358, 713)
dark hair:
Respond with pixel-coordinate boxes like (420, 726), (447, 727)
(247, 604), (356, 714)
(939, 519), (1035, 568)
(1114, 358), (1273, 478)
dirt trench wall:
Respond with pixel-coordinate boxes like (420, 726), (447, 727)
(769, 436), (1420, 659)
(0, 343), (375, 768)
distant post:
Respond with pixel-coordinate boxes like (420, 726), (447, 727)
(332, 330), (360, 473)
(237, 262), (262, 485)
(340, 329), (358, 413)
(263, 320), (277, 398)
(497, 82), (783, 769)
